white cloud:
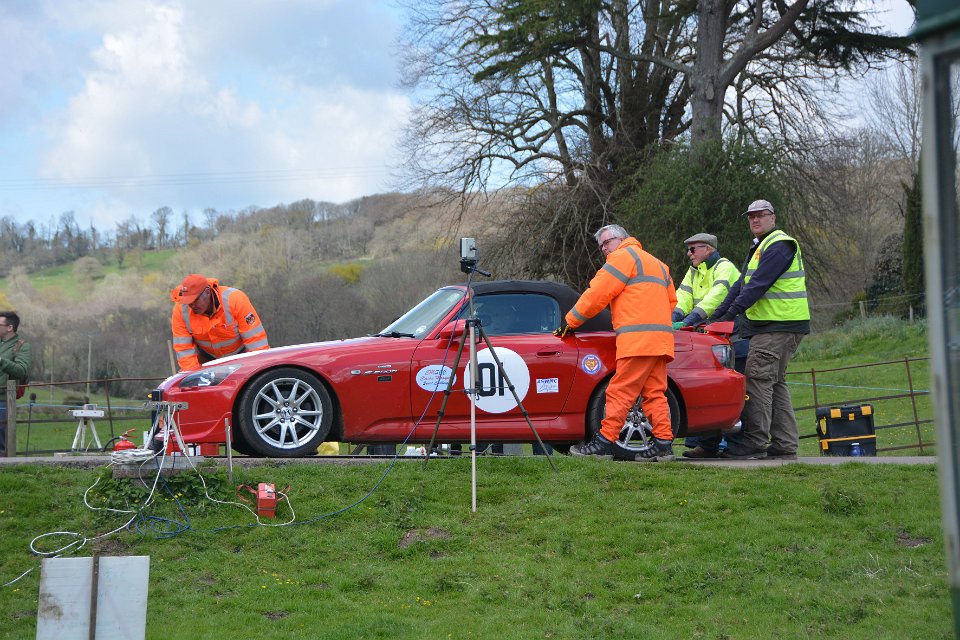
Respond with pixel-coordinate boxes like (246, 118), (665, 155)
(0, 0), (408, 229)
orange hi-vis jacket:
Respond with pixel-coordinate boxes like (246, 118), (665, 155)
(170, 278), (269, 371)
(565, 237), (677, 360)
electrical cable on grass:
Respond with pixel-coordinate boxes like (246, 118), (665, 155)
(4, 414), (170, 586)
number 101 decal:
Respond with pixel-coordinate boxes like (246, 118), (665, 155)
(463, 347), (531, 414)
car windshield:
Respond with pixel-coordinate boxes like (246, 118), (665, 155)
(376, 288), (465, 338)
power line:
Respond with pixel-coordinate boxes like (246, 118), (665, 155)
(0, 166), (394, 192)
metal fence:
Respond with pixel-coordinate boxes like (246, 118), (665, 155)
(787, 356), (932, 454)
(4, 378), (164, 456)
(3, 359), (936, 456)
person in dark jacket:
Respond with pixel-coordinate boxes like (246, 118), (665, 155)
(0, 311), (32, 456)
(707, 200), (810, 459)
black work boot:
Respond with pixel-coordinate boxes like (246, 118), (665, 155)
(634, 438), (675, 462)
(570, 433), (616, 459)
(682, 445), (721, 459)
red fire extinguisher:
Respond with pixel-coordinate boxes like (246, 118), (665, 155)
(114, 429), (138, 452)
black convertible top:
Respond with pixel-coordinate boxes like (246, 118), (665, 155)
(469, 279), (613, 332)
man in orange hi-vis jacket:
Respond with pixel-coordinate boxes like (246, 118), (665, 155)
(555, 224), (677, 462)
(170, 274), (269, 371)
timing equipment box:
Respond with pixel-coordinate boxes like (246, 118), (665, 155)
(815, 404), (877, 456)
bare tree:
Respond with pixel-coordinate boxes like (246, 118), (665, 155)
(151, 206), (172, 249)
(863, 57), (922, 169)
(398, 0), (913, 286)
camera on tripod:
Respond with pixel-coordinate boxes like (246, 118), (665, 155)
(459, 237), (491, 276)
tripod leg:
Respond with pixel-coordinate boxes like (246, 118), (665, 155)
(476, 328), (557, 471)
(423, 327), (469, 467)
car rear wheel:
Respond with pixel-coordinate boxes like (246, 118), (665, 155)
(236, 368), (333, 457)
(581, 378), (681, 447)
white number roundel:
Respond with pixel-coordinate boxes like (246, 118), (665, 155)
(463, 347), (530, 414)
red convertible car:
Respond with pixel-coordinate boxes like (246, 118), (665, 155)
(156, 280), (745, 457)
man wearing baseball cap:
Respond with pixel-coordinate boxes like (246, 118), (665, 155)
(706, 199), (810, 459)
(170, 274), (269, 371)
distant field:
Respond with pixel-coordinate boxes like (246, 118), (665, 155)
(3, 248), (178, 300)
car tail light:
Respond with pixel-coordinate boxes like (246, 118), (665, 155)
(711, 344), (734, 369)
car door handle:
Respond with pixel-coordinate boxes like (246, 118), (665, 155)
(537, 349), (561, 357)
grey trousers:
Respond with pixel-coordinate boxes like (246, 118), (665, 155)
(738, 332), (805, 453)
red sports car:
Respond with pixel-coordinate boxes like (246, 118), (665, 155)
(156, 280), (744, 457)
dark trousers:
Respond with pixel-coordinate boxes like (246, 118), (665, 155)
(729, 332), (804, 453)
(684, 340), (749, 452)
(0, 400), (7, 456)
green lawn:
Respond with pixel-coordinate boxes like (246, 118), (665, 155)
(2, 249), (177, 300)
(0, 459), (948, 639)
(788, 317), (933, 457)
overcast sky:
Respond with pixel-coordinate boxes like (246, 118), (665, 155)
(0, 0), (915, 233)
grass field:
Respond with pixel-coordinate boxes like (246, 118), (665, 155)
(789, 317), (933, 456)
(0, 317), (949, 638)
(0, 457), (949, 639)
(2, 248), (178, 300)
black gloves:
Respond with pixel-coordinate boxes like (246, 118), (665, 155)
(553, 323), (574, 338)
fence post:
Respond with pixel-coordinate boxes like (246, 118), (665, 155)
(859, 300), (866, 319)
(904, 357), (925, 454)
(5, 380), (16, 457)
(909, 305), (915, 323)
(810, 368), (819, 410)
(105, 379), (115, 440)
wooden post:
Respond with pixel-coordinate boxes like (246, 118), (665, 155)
(859, 300), (866, 319)
(909, 305), (915, 322)
(5, 380), (15, 457)
(167, 340), (177, 375)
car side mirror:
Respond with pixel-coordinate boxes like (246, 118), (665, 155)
(437, 319), (467, 342)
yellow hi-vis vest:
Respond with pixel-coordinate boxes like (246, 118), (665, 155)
(675, 256), (740, 322)
(744, 230), (810, 322)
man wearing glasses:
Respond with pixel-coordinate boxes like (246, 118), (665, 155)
(672, 233), (743, 458)
(171, 274), (270, 371)
(0, 312), (32, 456)
(672, 233), (740, 330)
(556, 224), (678, 462)
(707, 200), (810, 459)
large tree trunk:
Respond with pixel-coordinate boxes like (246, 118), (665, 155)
(690, 0), (726, 149)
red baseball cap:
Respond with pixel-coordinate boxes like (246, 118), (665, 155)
(177, 274), (209, 304)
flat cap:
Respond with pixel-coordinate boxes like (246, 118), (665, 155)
(744, 199), (775, 215)
(684, 233), (718, 248)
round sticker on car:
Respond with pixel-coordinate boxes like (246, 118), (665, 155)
(463, 347), (530, 414)
(416, 365), (456, 391)
(581, 354), (602, 375)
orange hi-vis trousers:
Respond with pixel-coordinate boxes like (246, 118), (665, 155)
(600, 355), (672, 442)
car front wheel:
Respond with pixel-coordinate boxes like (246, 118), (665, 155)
(236, 368), (334, 457)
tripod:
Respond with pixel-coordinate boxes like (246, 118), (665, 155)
(424, 285), (556, 511)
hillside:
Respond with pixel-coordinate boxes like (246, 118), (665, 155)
(0, 191), (522, 389)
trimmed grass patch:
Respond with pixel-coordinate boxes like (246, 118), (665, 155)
(0, 458), (948, 639)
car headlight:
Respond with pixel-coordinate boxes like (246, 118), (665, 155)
(179, 364), (241, 389)
(711, 344), (735, 369)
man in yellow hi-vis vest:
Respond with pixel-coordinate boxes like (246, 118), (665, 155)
(672, 232), (740, 329)
(708, 200), (810, 460)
